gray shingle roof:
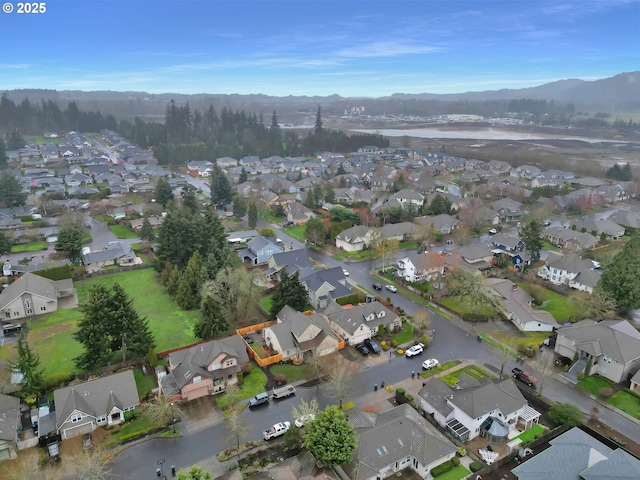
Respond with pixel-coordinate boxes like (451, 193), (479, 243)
(548, 253), (594, 273)
(0, 393), (20, 442)
(557, 319), (640, 364)
(0, 273), (73, 311)
(82, 242), (135, 265)
(54, 370), (139, 429)
(326, 301), (399, 335)
(345, 404), (456, 480)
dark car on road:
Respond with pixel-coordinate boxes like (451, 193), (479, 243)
(364, 338), (382, 354)
(512, 367), (537, 388)
(372, 282), (383, 290)
(2, 323), (22, 335)
(554, 356), (572, 367)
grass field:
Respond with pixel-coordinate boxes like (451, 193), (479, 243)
(391, 322), (414, 344)
(215, 362), (268, 408)
(109, 224), (138, 239)
(25, 135), (59, 145)
(441, 364), (494, 385)
(419, 360), (459, 379)
(539, 288), (581, 322)
(490, 330), (549, 350)
(10, 241), (49, 253)
(133, 367), (157, 399)
(436, 465), (471, 480)
(608, 390), (640, 420)
(514, 424), (546, 443)
(439, 297), (497, 317)
(283, 225), (306, 241)
(578, 375), (614, 397)
(333, 249), (377, 261)
(269, 363), (314, 383)
(259, 294), (274, 315)
(0, 269), (202, 378)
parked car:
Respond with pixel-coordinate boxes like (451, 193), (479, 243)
(2, 323), (22, 335)
(543, 220), (552, 226)
(248, 392), (269, 408)
(263, 421), (290, 440)
(554, 356), (572, 367)
(355, 344), (369, 356)
(342, 268), (349, 276)
(294, 413), (315, 428)
(488, 228), (498, 235)
(372, 282), (383, 290)
(422, 358), (440, 370)
(386, 285), (397, 293)
(282, 221), (294, 228)
(405, 343), (424, 358)
(512, 367), (537, 388)
(364, 338), (381, 354)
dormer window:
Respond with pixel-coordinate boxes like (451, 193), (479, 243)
(184, 370), (192, 379)
(377, 311), (385, 318)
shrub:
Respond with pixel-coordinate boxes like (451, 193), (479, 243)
(42, 372), (76, 390)
(405, 394), (414, 403)
(391, 340), (399, 347)
(273, 373), (286, 384)
(462, 313), (490, 322)
(420, 334), (429, 345)
(451, 456), (460, 466)
(469, 461), (483, 473)
(598, 387), (613, 398)
(577, 372), (586, 381)
(430, 460), (454, 477)
(457, 447), (467, 456)
(396, 349), (404, 355)
(381, 343), (390, 351)
(124, 408), (140, 421)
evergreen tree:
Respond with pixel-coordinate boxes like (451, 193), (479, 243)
(0, 137), (6, 169)
(424, 194), (452, 215)
(209, 164), (233, 206)
(238, 167), (248, 184)
(194, 295), (229, 339)
(269, 270), (308, 317)
(305, 216), (326, 246)
(232, 194), (247, 218)
(520, 220), (543, 263)
(248, 202), (258, 228)
(181, 184), (199, 213)
(6, 129), (25, 150)
(8, 333), (44, 400)
(176, 252), (204, 310)
(109, 283), (155, 363)
(303, 406), (357, 466)
(0, 170), (27, 207)
(55, 226), (84, 257)
(599, 231), (640, 311)
(74, 284), (114, 370)
(166, 266), (181, 297)
(314, 105), (323, 135)
(139, 218), (155, 243)
(0, 230), (12, 255)
(155, 178), (174, 208)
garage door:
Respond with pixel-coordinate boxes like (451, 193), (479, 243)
(63, 421), (94, 439)
(186, 385), (210, 401)
(0, 446), (11, 461)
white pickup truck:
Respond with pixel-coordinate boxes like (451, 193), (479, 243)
(263, 421), (290, 440)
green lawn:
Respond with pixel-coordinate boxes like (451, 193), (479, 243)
(439, 297), (497, 317)
(259, 294), (274, 314)
(419, 360), (459, 379)
(608, 391), (640, 420)
(514, 424), (546, 443)
(436, 465), (471, 480)
(441, 365), (494, 385)
(399, 240), (419, 250)
(539, 288), (581, 322)
(269, 363), (315, 383)
(284, 225), (306, 241)
(0, 269), (203, 379)
(133, 367), (157, 399)
(391, 322), (414, 344)
(333, 249), (377, 262)
(259, 211), (284, 225)
(11, 241), (49, 253)
(109, 224), (139, 239)
(215, 363), (268, 408)
(542, 241), (559, 250)
(577, 376), (614, 397)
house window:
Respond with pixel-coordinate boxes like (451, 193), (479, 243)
(14, 311), (19, 316)
(97, 416), (107, 423)
(71, 413), (82, 422)
(40, 306), (47, 312)
(25, 308), (33, 314)
(4, 312), (9, 318)
(225, 359), (234, 367)
(227, 374), (233, 379)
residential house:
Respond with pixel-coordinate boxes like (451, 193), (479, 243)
(264, 306), (341, 361)
(265, 250), (314, 281)
(186, 160), (214, 177)
(0, 393), (20, 460)
(0, 272), (75, 320)
(300, 266), (352, 309)
(513, 427), (640, 480)
(418, 373), (539, 443)
(598, 183), (629, 203)
(54, 370), (139, 439)
(486, 279), (558, 332)
(490, 198), (525, 223)
(555, 319), (640, 384)
(376, 221), (416, 242)
(344, 404), (458, 480)
(491, 232), (524, 252)
(572, 218), (625, 240)
(487, 160), (512, 176)
(325, 301), (401, 346)
(159, 335), (250, 401)
(390, 189), (424, 207)
(450, 244), (495, 273)
(608, 210), (640, 229)
(511, 165), (541, 180)
(237, 235), (283, 265)
(335, 225), (375, 252)
(226, 229), (258, 244)
(537, 253), (600, 293)
(415, 214), (461, 234)
(284, 201), (315, 225)
(129, 216), (163, 230)
(543, 226), (598, 251)
(82, 241), (138, 273)
(396, 252), (445, 283)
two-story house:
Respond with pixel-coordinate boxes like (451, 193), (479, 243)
(0, 272), (75, 320)
(418, 373), (539, 443)
(390, 189), (424, 207)
(237, 235), (283, 265)
(335, 226), (375, 252)
(54, 370), (139, 439)
(537, 253), (600, 293)
(160, 335), (250, 401)
(490, 198), (525, 223)
(325, 301), (401, 346)
(543, 226), (598, 251)
(397, 252), (445, 283)
(300, 267), (352, 309)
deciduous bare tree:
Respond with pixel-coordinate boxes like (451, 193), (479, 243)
(532, 349), (556, 397)
(411, 310), (432, 336)
(291, 397), (319, 424)
(141, 394), (184, 429)
(71, 445), (113, 480)
(202, 266), (258, 325)
(496, 338), (518, 377)
(320, 352), (361, 409)
(223, 385), (247, 450)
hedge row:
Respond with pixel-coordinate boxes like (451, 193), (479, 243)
(430, 459), (454, 477)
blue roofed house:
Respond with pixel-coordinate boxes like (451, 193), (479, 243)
(265, 249), (314, 281)
(237, 235), (283, 265)
(490, 232), (535, 269)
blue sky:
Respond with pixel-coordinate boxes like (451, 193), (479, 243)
(0, 0), (638, 97)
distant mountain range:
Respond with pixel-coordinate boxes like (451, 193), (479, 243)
(4, 71), (639, 120)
